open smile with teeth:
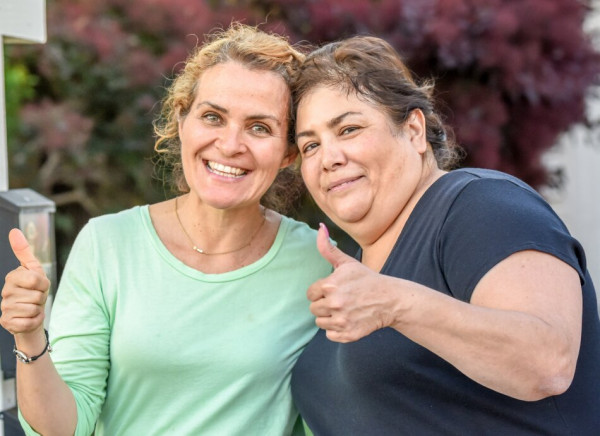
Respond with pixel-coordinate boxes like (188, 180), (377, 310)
(206, 160), (248, 178)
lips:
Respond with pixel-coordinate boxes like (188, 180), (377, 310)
(326, 176), (363, 192)
(205, 160), (248, 178)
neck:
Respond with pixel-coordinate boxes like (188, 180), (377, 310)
(357, 166), (447, 271)
(175, 194), (266, 256)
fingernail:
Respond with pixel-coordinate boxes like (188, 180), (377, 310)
(319, 222), (330, 238)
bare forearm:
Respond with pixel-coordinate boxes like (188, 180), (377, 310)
(2, 232), (79, 435)
(308, 242), (581, 401)
(390, 280), (578, 400)
(15, 334), (77, 436)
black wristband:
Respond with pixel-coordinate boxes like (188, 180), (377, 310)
(13, 329), (52, 364)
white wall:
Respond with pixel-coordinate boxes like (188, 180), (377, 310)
(543, 127), (600, 312)
(542, 1), (600, 313)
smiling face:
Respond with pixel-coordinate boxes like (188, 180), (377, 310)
(296, 85), (436, 244)
(178, 61), (294, 211)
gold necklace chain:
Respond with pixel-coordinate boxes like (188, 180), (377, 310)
(175, 196), (266, 255)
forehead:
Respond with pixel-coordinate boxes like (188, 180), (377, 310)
(194, 62), (290, 118)
(297, 85), (379, 126)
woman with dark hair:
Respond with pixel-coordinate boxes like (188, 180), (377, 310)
(291, 35), (600, 435)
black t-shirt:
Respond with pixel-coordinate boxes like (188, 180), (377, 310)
(292, 168), (600, 435)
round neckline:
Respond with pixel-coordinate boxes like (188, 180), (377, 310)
(138, 205), (290, 282)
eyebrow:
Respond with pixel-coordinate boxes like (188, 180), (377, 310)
(295, 111), (361, 141)
(195, 101), (281, 125)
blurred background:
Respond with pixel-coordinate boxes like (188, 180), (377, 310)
(4, 0), (600, 290)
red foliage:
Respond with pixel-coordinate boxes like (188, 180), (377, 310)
(21, 99), (94, 151)
(8, 0), (600, 262)
(19, 0), (597, 189)
(256, 0), (600, 187)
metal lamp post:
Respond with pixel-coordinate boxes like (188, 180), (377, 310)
(0, 2), (54, 435)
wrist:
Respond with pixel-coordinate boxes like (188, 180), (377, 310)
(14, 328), (51, 363)
(387, 277), (418, 330)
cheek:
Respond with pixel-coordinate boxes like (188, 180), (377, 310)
(180, 140), (197, 167)
(300, 161), (320, 194)
(179, 126), (197, 154)
(264, 141), (290, 169)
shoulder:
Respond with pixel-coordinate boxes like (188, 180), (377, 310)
(82, 205), (148, 239)
(438, 170), (586, 299)
(456, 167), (537, 193)
(412, 168), (535, 221)
(405, 169), (543, 240)
(74, 205), (149, 252)
(441, 168), (571, 248)
(438, 168), (539, 200)
(277, 215), (332, 270)
(279, 215), (320, 244)
(87, 205), (147, 229)
(446, 169), (558, 227)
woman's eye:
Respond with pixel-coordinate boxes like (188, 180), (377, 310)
(202, 112), (221, 124)
(341, 126), (359, 136)
(302, 142), (319, 155)
(251, 123), (270, 135)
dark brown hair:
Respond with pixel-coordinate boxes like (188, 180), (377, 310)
(293, 35), (463, 170)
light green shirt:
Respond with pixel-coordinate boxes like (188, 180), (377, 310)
(20, 206), (331, 435)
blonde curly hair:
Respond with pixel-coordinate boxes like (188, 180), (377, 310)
(154, 23), (306, 213)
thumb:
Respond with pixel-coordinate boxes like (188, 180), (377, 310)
(317, 223), (355, 269)
(8, 228), (44, 274)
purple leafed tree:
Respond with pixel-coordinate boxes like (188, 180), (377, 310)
(253, 0), (600, 187)
(7, 0), (600, 261)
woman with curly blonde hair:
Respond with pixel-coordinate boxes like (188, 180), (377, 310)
(1, 23), (330, 436)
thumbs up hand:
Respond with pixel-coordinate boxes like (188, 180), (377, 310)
(308, 224), (399, 343)
(0, 229), (50, 336)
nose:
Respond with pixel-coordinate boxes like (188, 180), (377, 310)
(215, 125), (247, 156)
(321, 141), (346, 171)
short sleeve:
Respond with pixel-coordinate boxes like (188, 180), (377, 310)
(439, 178), (586, 302)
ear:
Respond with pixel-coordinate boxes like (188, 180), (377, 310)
(177, 114), (184, 138)
(280, 146), (299, 169)
(405, 109), (428, 154)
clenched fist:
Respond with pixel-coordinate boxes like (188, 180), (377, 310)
(308, 224), (401, 343)
(0, 228), (50, 336)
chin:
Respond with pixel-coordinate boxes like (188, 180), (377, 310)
(201, 195), (247, 211)
(326, 207), (369, 229)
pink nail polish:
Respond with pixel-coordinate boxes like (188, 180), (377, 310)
(319, 222), (330, 238)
